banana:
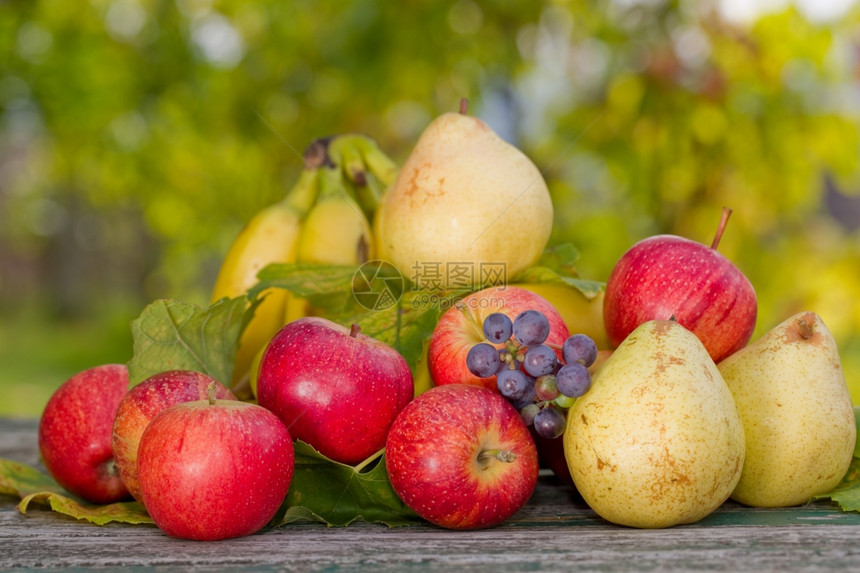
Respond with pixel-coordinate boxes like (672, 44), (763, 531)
(296, 165), (375, 266)
(352, 135), (400, 187)
(328, 134), (395, 220)
(211, 168), (319, 389)
(277, 135), (398, 325)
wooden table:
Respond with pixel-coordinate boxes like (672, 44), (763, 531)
(2, 417), (860, 571)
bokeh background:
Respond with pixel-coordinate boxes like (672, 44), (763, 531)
(3, 0), (860, 417)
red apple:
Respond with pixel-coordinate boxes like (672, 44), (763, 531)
(385, 384), (539, 529)
(603, 208), (756, 363)
(428, 285), (570, 390)
(137, 385), (294, 541)
(38, 364), (131, 504)
(257, 316), (413, 465)
(111, 370), (237, 501)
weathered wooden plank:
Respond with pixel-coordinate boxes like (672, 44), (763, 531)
(2, 417), (860, 571)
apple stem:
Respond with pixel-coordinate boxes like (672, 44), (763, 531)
(456, 301), (486, 341)
(478, 449), (517, 465)
(206, 381), (217, 405)
(459, 97), (469, 115)
(349, 324), (361, 338)
(353, 447), (385, 473)
(710, 206), (733, 250)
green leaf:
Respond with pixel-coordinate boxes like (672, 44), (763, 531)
(536, 243), (581, 276)
(335, 290), (443, 371)
(513, 266), (605, 299)
(127, 297), (248, 387)
(0, 458), (152, 526)
(854, 405), (860, 458)
(0, 458), (65, 497)
(277, 441), (421, 527)
(252, 262), (442, 371)
(249, 262), (357, 312)
(18, 493), (153, 526)
(812, 456), (860, 512)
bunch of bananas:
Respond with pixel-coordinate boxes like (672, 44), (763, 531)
(209, 134), (399, 393)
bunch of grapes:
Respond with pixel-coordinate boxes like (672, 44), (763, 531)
(465, 310), (598, 440)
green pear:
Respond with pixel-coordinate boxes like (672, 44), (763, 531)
(718, 311), (856, 508)
(374, 108), (553, 290)
(564, 319), (745, 528)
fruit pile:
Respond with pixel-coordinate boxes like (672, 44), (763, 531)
(7, 99), (858, 540)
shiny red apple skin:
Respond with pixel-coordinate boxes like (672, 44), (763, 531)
(385, 384), (539, 530)
(111, 370), (237, 501)
(428, 286), (570, 390)
(137, 398), (294, 541)
(38, 364), (131, 504)
(603, 234), (757, 363)
(257, 316), (414, 465)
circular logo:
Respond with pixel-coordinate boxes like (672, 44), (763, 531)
(352, 260), (405, 311)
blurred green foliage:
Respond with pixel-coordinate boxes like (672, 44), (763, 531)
(2, 0), (860, 416)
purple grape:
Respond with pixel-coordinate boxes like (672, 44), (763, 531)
(523, 344), (558, 377)
(562, 334), (598, 368)
(466, 343), (501, 378)
(556, 362), (592, 398)
(534, 374), (560, 402)
(483, 312), (513, 344)
(520, 403), (540, 426)
(533, 406), (566, 439)
(511, 376), (537, 410)
(497, 369), (534, 404)
(512, 310), (551, 347)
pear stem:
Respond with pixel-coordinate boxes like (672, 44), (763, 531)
(710, 206), (733, 250)
(797, 318), (814, 339)
(459, 98), (469, 115)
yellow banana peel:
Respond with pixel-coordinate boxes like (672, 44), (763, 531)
(297, 166), (375, 266)
(210, 168), (319, 388)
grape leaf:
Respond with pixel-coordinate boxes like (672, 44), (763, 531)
(335, 290), (443, 371)
(854, 405), (860, 458)
(18, 493), (153, 526)
(812, 456), (860, 512)
(0, 458), (152, 525)
(513, 266), (605, 299)
(0, 458), (65, 497)
(536, 243), (581, 275)
(249, 262), (357, 313)
(127, 296), (249, 387)
(250, 263), (442, 371)
(276, 441), (421, 527)
(512, 243), (605, 299)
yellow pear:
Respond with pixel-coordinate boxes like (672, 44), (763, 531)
(718, 311), (856, 508)
(564, 319), (745, 528)
(374, 107), (553, 290)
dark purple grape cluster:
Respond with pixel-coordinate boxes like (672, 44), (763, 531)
(465, 310), (598, 440)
